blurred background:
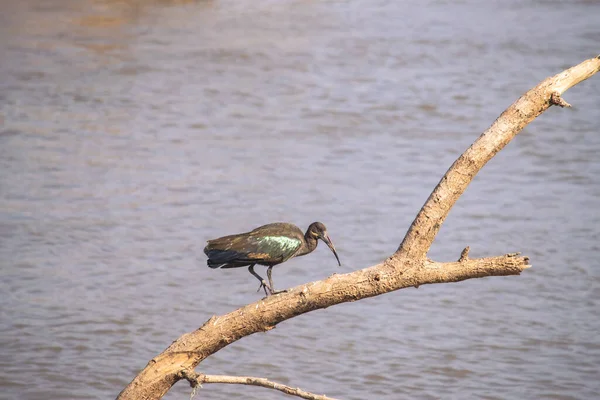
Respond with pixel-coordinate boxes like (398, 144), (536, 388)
(1, 0), (599, 399)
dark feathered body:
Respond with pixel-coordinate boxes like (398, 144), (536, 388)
(204, 223), (313, 269)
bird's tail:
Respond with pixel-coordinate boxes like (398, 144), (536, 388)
(205, 249), (241, 269)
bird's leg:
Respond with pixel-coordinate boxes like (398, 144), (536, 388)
(266, 266), (275, 292)
(266, 266), (288, 295)
(248, 265), (273, 296)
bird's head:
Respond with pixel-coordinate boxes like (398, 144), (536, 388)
(308, 222), (341, 266)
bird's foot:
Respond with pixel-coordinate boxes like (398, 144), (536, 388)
(271, 289), (288, 295)
(256, 280), (274, 296)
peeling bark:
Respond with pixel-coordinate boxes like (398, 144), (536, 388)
(117, 55), (600, 400)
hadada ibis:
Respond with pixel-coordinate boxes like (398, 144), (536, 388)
(204, 222), (341, 296)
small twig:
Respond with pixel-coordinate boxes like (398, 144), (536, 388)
(458, 246), (470, 262)
(192, 373), (339, 400)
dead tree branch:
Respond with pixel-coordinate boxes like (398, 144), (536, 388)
(395, 55), (600, 262)
(117, 55), (600, 400)
(180, 370), (339, 400)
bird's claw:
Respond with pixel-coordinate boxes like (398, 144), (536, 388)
(256, 280), (274, 296)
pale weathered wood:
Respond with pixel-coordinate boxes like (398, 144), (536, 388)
(117, 55), (600, 400)
(179, 370), (339, 400)
(395, 55), (600, 261)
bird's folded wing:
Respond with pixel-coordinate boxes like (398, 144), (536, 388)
(205, 234), (302, 265)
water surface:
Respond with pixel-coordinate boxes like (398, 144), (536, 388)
(1, 1), (599, 399)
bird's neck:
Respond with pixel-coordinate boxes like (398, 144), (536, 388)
(298, 232), (318, 256)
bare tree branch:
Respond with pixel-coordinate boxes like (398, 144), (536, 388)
(180, 370), (339, 400)
(117, 55), (600, 400)
(117, 254), (529, 399)
(395, 55), (600, 261)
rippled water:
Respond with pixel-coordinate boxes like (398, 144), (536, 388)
(1, 0), (599, 399)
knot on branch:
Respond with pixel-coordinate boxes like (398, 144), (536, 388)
(550, 92), (571, 108)
(458, 246), (470, 262)
(180, 369), (205, 388)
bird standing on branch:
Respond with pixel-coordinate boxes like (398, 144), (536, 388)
(205, 222), (341, 296)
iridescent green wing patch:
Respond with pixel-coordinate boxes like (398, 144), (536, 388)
(255, 236), (302, 262)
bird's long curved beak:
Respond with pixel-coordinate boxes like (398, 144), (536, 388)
(322, 233), (341, 266)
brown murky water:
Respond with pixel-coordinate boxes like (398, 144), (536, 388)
(1, 1), (599, 399)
